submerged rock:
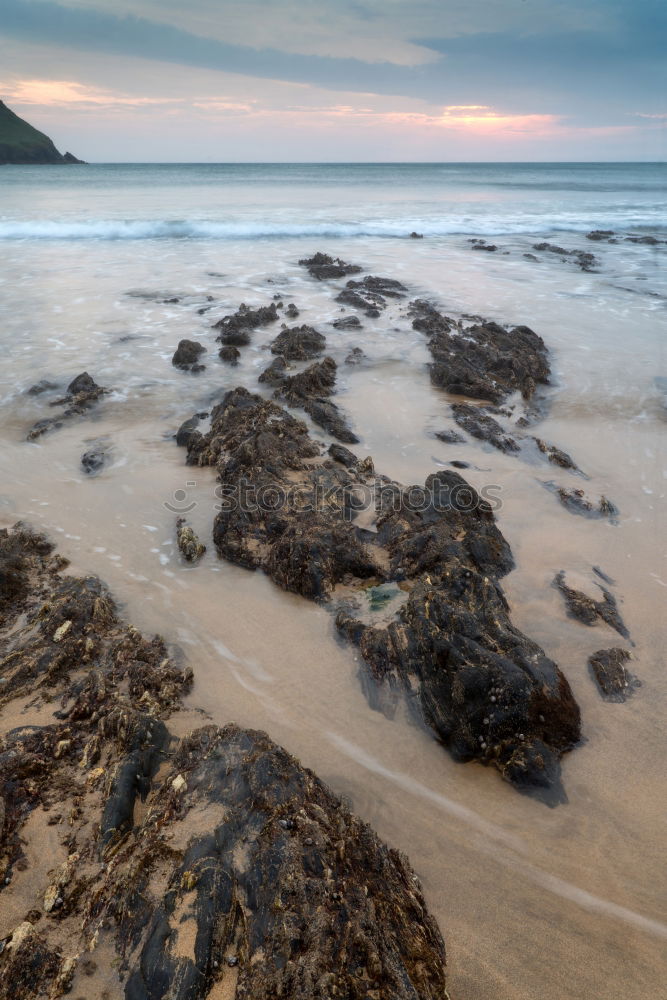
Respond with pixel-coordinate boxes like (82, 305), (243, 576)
(219, 344), (241, 365)
(588, 648), (640, 701)
(533, 437), (580, 471)
(213, 302), (279, 345)
(176, 517), (206, 562)
(335, 275), (407, 316)
(344, 346), (366, 365)
(175, 412), (207, 448)
(172, 340), (206, 372)
(271, 357), (359, 444)
(0, 523), (447, 999)
(27, 371), (109, 440)
(586, 230), (615, 241)
(554, 570), (630, 640)
(270, 324), (326, 360)
(81, 439), (111, 475)
(185, 388), (581, 799)
(551, 485), (618, 520)
(332, 315), (362, 330)
(409, 301), (550, 403)
(25, 379), (58, 396)
(435, 429), (465, 444)
(532, 243), (597, 271)
(258, 355), (290, 385)
(298, 252), (363, 280)
(452, 404), (520, 453)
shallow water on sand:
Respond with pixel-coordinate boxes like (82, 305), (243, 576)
(1, 230), (666, 1000)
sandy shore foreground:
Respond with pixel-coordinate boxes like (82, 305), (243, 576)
(1, 239), (666, 1000)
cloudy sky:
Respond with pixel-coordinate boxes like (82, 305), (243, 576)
(1, 0), (665, 161)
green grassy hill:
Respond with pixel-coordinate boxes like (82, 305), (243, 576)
(0, 100), (84, 164)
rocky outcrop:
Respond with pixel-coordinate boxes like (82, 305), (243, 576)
(335, 276), (407, 317)
(271, 356), (359, 444)
(214, 303), (279, 347)
(0, 523), (448, 999)
(185, 388), (581, 800)
(532, 243), (597, 271)
(409, 301), (550, 403)
(451, 404), (519, 453)
(269, 325), (326, 360)
(298, 252), (362, 280)
(172, 340), (206, 372)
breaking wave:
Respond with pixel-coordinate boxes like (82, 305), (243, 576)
(0, 216), (664, 241)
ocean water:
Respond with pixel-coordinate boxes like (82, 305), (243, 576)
(0, 162), (666, 1000)
(0, 161), (666, 238)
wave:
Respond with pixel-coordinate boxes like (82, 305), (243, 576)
(0, 217), (665, 241)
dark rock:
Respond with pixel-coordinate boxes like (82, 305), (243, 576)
(335, 275), (407, 316)
(586, 230), (615, 241)
(176, 413), (207, 448)
(219, 344), (241, 366)
(81, 440), (111, 475)
(451, 404), (520, 453)
(435, 429), (465, 444)
(588, 648), (640, 702)
(449, 460), (470, 469)
(185, 392), (580, 798)
(625, 235), (663, 245)
(67, 372), (99, 395)
(532, 243), (597, 271)
(213, 303), (279, 344)
(176, 518), (206, 562)
(332, 315), (362, 330)
(348, 276), (407, 298)
(593, 565), (616, 586)
(275, 356), (337, 403)
(410, 231), (424, 238)
(270, 324), (326, 360)
(258, 355), (290, 385)
(551, 486), (618, 520)
(336, 288), (381, 317)
(0, 524), (447, 1000)
(344, 347), (366, 365)
(274, 357), (359, 444)
(471, 240), (498, 252)
(26, 380), (58, 396)
(533, 437), (580, 472)
(302, 398), (360, 444)
(298, 252), (363, 280)
(328, 443), (359, 467)
(523, 253), (539, 261)
(172, 340), (206, 372)
(284, 302), (300, 318)
(554, 571), (630, 639)
(409, 301), (550, 403)
(27, 372), (109, 440)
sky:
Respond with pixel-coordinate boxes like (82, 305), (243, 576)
(1, 0), (665, 161)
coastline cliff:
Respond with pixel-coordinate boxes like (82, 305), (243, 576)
(0, 100), (85, 164)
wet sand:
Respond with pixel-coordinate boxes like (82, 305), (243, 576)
(1, 234), (666, 999)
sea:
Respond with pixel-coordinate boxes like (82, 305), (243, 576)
(0, 162), (666, 1000)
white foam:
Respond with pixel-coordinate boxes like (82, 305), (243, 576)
(0, 216), (664, 241)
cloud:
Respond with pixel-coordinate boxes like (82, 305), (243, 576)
(3, 0), (662, 115)
(1, 77), (178, 107)
(1, 0), (428, 98)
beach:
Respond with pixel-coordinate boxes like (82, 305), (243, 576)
(0, 162), (666, 999)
